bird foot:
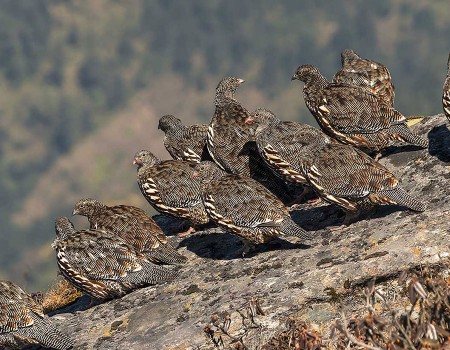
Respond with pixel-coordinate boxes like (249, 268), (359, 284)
(178, 226), (196, 237)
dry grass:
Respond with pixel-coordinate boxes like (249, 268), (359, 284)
(42, 278), (82, 314)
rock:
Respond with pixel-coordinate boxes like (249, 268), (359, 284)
(13, 115), (450, 350)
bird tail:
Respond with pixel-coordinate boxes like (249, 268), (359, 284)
(390, 124), (428, 148)
(278, 218), (314, 240)
(141, 262), (180, 284)
(146, 244), (187, 265)
(379, 188), (426, 212)
(18, 313), (74, 350)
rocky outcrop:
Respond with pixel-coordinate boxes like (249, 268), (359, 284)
(22, 115), (450, 349)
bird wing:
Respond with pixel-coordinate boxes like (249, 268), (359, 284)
(208, 103), (254, 175)
(305, 144), (398, 199)
(317, 84), (404, 134)
(0, 281), (43, 333)
(182, 124), (209, 162)
(94, 206), (167, 253)
(60, 230), (143, 281)
(204, 175), (286, 229)
(140, 160), (203, 209)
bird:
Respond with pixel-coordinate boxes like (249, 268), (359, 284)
(158, 114), (211, 163)
(207, 77), (293, 202)
(299, 142), (426, 224)
(254, 107), (332, 186)
(0, 280), (73, 350)
(333, 49), (395, 107)
(133, 150), (210, 236)
(200, 172), (313, 256)
(72, 198), (187, 265)
(52, 217), (178, 300)
(443, 53), (450, 121)
(207, 76), (255, 175)
(292, 64), (428, 153)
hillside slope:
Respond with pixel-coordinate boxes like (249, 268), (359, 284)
(34, 115), (449, 349)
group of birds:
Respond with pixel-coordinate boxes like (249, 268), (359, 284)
(1, 49), (449, 349)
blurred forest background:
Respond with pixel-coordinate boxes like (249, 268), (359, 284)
(0, 0), (448, 290)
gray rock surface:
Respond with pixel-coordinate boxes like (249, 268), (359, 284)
(19, 115), (450, 349)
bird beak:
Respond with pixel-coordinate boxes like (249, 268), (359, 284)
(237, 78), (245, 84)
(133, 159), (138, 165)
(72, 209), (78, 216)
(244, 116), (254, 124)
(291, 74), (297, 81)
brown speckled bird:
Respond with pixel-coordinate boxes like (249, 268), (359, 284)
(0, 280), (73, 350)
(207, 77), (293, 202)
(300, 142), (426, 224)
(201, 173), (313, 255)
(333, 49), (395, 107)
(72, 198), (186, 265)
(134, 150), (209, 235)
(254, 108), (332, 186)
(207, 76), (254, 174)
(158, 115), (211, 163)
(443, 53), (450, 121)
(52, 217), (177, 300)
(292, 64), (428, 153)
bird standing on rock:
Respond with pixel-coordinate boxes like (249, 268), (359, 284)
(333, 49), (395, 107)
(207, 77), (293, 202)
(158, 114), (211, 163)
(52, 217), (177, 300)
(199, 169), (313, 256)
(207, 77), (255, 174)
(134, 150), (209, 236)
(72, 198), (186, 265)
(0, 280), (73, 350)
(254, 107), (332, 186)
(443, 53), (450, 121)
(297, 141), (426, 224)
(292, 64), (428, 153)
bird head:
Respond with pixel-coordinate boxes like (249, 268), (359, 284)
(133, 150), (161, 168)
(291, 64), (326, 86)
(215, 77), (245, 105)
(158, 115), (182, 132)
(73, 198), (104, 217)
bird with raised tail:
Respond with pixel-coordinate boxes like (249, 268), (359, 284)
(292, 64), (428, 154)
(72, 198), (187, 265)
(333, 49), (395, 107)
(0, 280), (73, 349)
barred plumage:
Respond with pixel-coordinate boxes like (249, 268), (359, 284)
(134, 150), (209, 226)
(158, 115), (211, 163)
(207, 77), (293, 202)
(52, 217), (177, 300)
(443, 53), (450, 121)
(254, 108), (332, 185)
(292, 64), (428, 152)
(333, 49), (395, 107)
(72, 198), (186, 265)
(0, 280), (73, 350)
(299, 142), (426, 222)
(200, 173), (313, 255)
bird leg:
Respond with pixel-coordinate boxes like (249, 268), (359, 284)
(177, 226), (196, 237)
(241, 240), (256, 258)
